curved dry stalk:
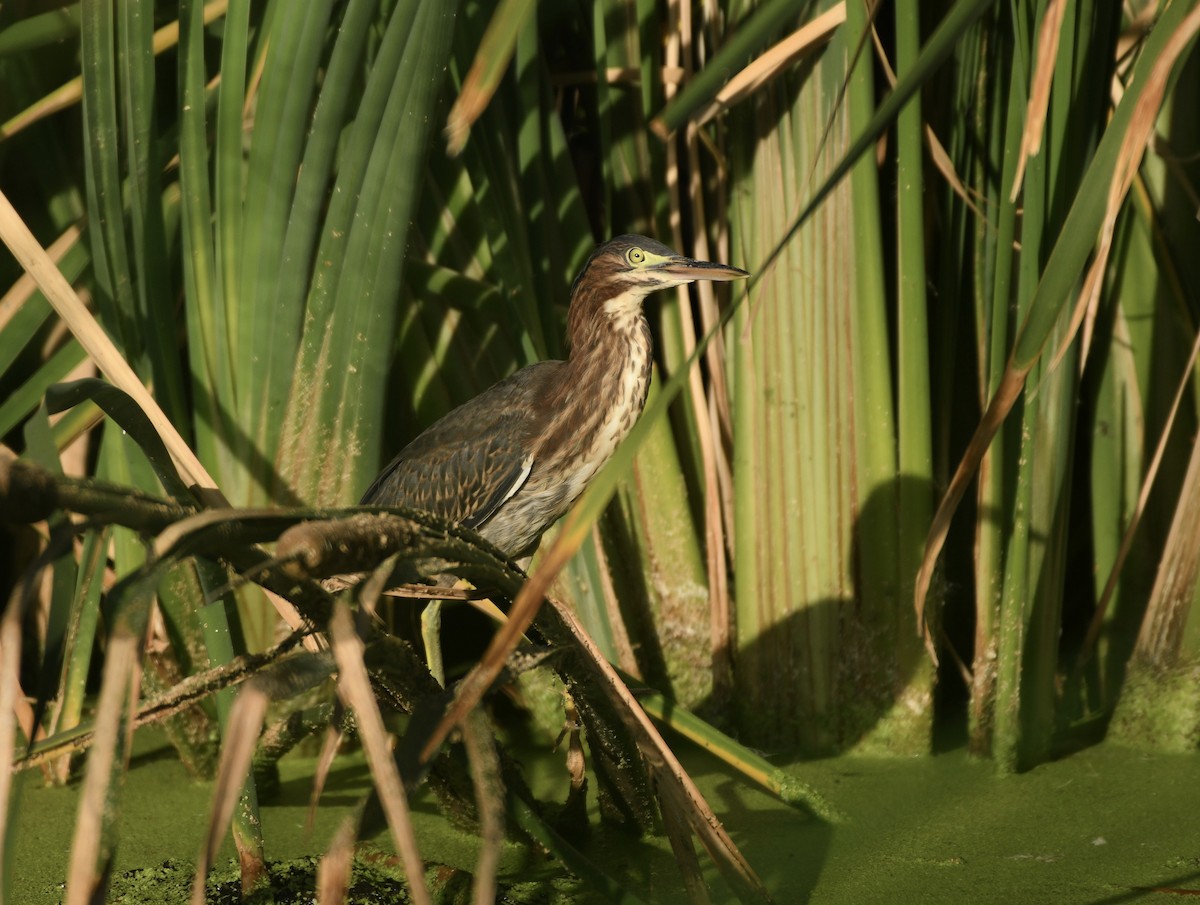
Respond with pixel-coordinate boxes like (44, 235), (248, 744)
(190, 683), (269, 905)
(307, 721), (345, 832)
(915, 364), (1028, 663)
(330, 586), (431, 905)
(443, 0), (537, 155)
(868, 19), (990, 227)
(1134, 430), (1200, 666)
(0, 177), (211, 499)
(691, 4), (846, 130)
(1052, 3), (1200, 373)
(1081, 319), (1200, 662)
(16, 633), (305, 771)
(545, 596), (774, 904)
(914, 3), (1200, 656)
(663, 1), (735, 701)
(417, 535), (569, 764)
(0, 188), (308, 637)
(65, 631), (142, 905)
(410, 505), (771, 895)
(659, 791), (711, 905)
(316, 817), (358, 905)
(461, 711), (504, 905)
(1010, 0), (1067, 201)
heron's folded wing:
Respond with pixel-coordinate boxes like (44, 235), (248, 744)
(359, 362), (559, 529)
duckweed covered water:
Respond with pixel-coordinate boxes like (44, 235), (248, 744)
(13, 729), (1200, 904)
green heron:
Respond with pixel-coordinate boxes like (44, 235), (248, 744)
(361, 234), (748, 561)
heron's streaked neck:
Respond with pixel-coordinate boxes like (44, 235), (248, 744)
(540, 279), (655, 463)
(566, 281), (651, 360)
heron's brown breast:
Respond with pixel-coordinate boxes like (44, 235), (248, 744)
(472, 312), (652, 558)
(535, 318), (651, 470)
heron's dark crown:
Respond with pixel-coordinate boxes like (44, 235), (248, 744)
(568, 234), (680, 299)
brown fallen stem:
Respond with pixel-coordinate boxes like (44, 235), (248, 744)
(541, 596), (774, 904)
(14, 633), (307, 771)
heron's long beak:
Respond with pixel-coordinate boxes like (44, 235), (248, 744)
(656, 256), (749, 282)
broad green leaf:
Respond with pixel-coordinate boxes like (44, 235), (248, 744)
(234, 0), (337, 499)
(276, 0), (460, 505)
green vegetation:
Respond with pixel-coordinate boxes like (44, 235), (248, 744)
(1, 0), (1198, 902)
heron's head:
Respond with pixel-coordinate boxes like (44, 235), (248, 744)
(571, 235), (748, 310)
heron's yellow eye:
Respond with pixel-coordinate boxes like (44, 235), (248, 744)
(626, 247), (646, 265)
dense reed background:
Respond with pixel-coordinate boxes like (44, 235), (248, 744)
(1, 0), (1198, 901)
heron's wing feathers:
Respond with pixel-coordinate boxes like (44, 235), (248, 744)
(462, 452), (532, 529)
(360, 361), (560, 530)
